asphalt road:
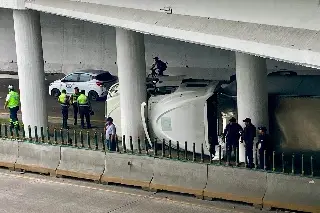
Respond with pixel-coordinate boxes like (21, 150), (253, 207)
(0, 169), (274, 213)
(0, 75), (106, 121)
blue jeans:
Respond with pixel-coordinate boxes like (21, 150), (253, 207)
(105, 139), (116, 151)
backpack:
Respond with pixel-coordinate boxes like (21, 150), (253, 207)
(158, 60), (167, 70)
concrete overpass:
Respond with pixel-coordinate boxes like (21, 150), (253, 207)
(1, 0), (319, 162)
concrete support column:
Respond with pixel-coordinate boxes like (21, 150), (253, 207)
(116, 28), (146, 149)
(13, 10), (47, 136)
(236, 53), (268, 163)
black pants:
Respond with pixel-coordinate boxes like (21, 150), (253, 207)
(245, 142), (254, 167)
(61, 105), (69, 129)
(226, 138), (239, 161)
(9, 106), (19, 129)
(79, 106), (91, 129)
(72, 104), (78, 125)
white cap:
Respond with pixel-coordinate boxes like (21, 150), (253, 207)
(8, 85), (13, 90)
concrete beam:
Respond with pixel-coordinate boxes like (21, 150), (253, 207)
(69, 0), (320, 31)
(0, 0), (25, 9)
(25, 0), (320, 69)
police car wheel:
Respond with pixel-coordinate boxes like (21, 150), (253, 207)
(51, 88), (60, 97)
(88, 91), (99, 101)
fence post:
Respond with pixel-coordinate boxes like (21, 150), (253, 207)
(282, 153), (285, 173)
(201, 143), (204, 163)
(264, 150), (267, 170)
(80, 131), (84, 148)
(28, 125), (31, 141)
(168, 140), (172, 159)
(192, 143), (196, 162)
(184, 141), (188, 160)
(41, 127), (44, 143)
(101, 133), (105, 151)
(291, 153), (295, 174)
(9, 125), (13, 139)
(154, 138), (158, 156)
(60, 129), (64, 145)
(67, 130), (70, 145)
(219, 145), (222, 165)
(94, 132), (98, 150)
(177, 141), (180, 160)
(138, 137), (141, 154)
(86, 131), (90, 149)
(236, 147), (239, 167)
(311, 156), (314, 177)
(122, 135), (126, 153)
(73, 130), (77, 147)
(46, 127), (50, 144)
(162, 139), (165, 157)
(15, 126), (19, 140)
(34, 126), (38, 143)
(54, 128), (57, 145)
(130, 136), (133, 154)
(272, 151), (275, 172)
(144, 137), (149, 155)
(22, 124), (25, 140)
(4, 124), (8, 138)
(116, 136), (119, 152)
(301, 154), (304, 176)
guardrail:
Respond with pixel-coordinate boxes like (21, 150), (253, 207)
(0, 124), (319, 212)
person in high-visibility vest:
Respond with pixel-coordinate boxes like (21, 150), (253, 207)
(4, 85), (20, 130)
(58, 89), (69, 129)
(77, 90), (91, 129)
(70, 87), (80, 125)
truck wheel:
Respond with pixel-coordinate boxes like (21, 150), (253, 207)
(51, 88), (60, 97)
(88, 91), (99, 101)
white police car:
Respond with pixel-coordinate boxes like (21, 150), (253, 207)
(49, 69), (118, 101)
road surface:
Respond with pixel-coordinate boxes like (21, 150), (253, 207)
(0, 169), (272, 213)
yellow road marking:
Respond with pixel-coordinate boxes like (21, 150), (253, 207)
(0, 172), (245, 213)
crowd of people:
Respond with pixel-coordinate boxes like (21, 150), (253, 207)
(223, 117), (270, 168)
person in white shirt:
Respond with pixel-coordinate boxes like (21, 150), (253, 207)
(105, 117), (116, 151)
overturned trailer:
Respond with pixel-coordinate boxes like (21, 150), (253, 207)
(105, 73), (320, 156)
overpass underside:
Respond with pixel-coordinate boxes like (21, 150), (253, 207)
(19, 0), (320, 69)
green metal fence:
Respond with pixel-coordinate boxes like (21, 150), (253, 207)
(1, 123), (319, 178)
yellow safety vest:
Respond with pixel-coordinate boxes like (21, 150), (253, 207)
(7, 91), (20, 108)
(77, 94), (88, 105)
(58, 93), (68, 105)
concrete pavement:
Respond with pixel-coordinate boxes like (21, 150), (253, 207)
(0, 169), (273, 213)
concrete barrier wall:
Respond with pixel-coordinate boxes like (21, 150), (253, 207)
(0, 139), (18, 169)
(15, 142), (60, 176)
(263, 173), (320, 213)
(101, 153), (154, 188)
(56, 147), (105, 181)
(204, 165), (267, 205)
(0, 139), (319, 212)
(150, 158), (207, 196)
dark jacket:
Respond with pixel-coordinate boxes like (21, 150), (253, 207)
(257, 133), (272, 155)
(224, 123), (243, 143)
(242, 124), (256, 143)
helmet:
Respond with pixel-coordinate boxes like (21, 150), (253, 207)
(8, 85), (13, 90)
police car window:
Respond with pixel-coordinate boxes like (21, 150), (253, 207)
(63, 74), (79, 82)
(79, 73), (92, 82)
(95, 72), (112, 81)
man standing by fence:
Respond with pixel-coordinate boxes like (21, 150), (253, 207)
(242, 118), (256, 168)
(4, 85), (20, 130)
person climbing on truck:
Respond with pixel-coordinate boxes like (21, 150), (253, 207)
(150, 57), (167, 77)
